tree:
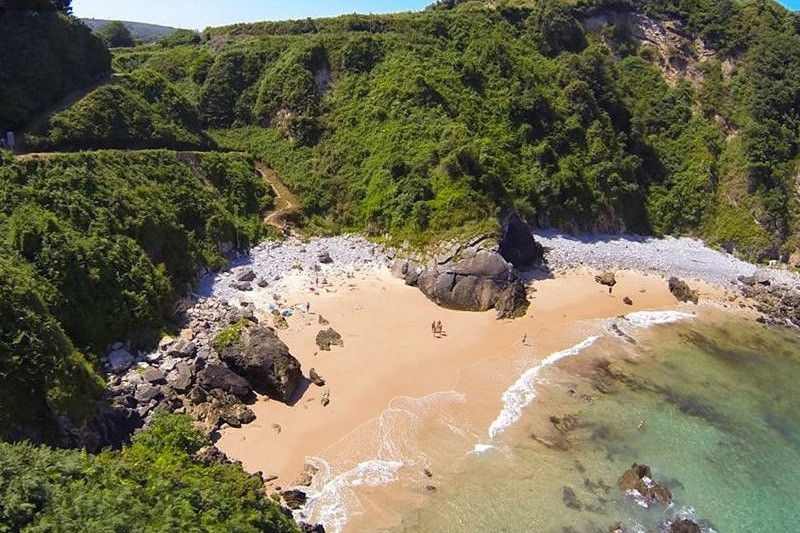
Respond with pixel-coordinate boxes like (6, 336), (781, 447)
(99, 20), (136, 48)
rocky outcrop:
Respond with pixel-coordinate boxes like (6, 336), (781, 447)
(618, 463), (672, 507)
(498, 211), (544, 269)
(282, 489), (308, 510)
(668, 277), (699, 304)
(309, 368), (326, 387)
(215, 323), (302, 404)
(391, 212), (541, 318)
(415, 250), (522, 312)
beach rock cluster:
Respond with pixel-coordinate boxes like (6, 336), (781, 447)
(102, 297), (303, 436)
(738, 270), (800, 326)
(391, 213), (541, 318)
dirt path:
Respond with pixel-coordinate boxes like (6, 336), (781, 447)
(256, 162), (301, 234)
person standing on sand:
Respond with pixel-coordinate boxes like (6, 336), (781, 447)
(522, 333), (527, 345)
(435, 320), (443, 336)
(431, 321), (436, 337)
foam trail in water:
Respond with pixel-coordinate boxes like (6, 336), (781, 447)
(300, 457), (403, 533)
(624, 311), (694, 328)
(488, 336), (600, 439)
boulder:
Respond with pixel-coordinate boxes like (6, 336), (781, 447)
(216, 324), (302, 404)
(195, 445), (230, 465)
(416, 250), (526, 313)
(321, 390), (331, 406)
(309, 368), (326, 387)
(623, 296), (633, 305)
(316, 328), (344, 351)
(167, 338), (197, 359)
(318, 314), (329, 326)
(618, 463), (672, 507)
(231, 281), (253, 292)
(282, 489), (308, 510)
(234, 268), (256, 283)
(498, 211), (543, 269)
(134, 383), (163, 404)
(142, 367), (166, 385)
(298, 523), (326, 533)
(317, 251), (333, 264)
(170, 361), (194, 392)
(107, 349), (134, 373)
(595, 271), (617, 288)
(197, 363), (254, 401)
(668, 277), (699, 304)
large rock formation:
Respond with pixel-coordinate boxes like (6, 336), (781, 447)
(215, 323), (302, 404)
(392, 213), (541, 318)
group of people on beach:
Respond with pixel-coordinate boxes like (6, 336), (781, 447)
(431, 320), (445, 338)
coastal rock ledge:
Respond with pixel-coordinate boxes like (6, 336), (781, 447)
(391, 212), (542, 318)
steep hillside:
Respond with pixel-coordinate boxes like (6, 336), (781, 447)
(81, 18), (179, 42)
(99, 0), (799, 260)
(0, 10), (109, 132)
(0, 150), (270, 441)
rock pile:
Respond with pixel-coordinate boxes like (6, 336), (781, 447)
(738, 270), (800, 326)
(104, 297), (303, 436)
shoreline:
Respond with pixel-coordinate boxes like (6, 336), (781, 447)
(213, 255), (754, 531)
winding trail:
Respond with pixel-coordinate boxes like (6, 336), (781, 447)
(256, 161), (302, 234)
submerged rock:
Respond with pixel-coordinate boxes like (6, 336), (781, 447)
(669, 519), (702, 533)
(618, 463), (672, 507)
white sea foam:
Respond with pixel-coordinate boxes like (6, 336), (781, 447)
(300, 457), (404, 533)
(624, 311), (695, 328)
(488, 336), (601, 439)
(469, 444), (496, 455)
(299, 390), (466, 532)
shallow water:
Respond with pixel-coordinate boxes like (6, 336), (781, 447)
(379, 317), (800, 533)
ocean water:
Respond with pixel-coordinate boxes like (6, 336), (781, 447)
(381, 315), (800, 533)
(295, 313), (800, 532)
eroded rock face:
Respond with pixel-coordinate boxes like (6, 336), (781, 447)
(216, 324), (302, 404)
(498, 212), (543, 269)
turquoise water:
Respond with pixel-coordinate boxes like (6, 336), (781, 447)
(387, 318), (800, 532)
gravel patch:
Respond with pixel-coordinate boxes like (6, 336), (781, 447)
(197, 235), (389, 302)
(533, 230), (800, 289)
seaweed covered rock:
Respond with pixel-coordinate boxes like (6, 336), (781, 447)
(618, 463), (672, 507)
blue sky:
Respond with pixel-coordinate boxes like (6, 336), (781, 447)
(73, 0), (800, 30)
(73, 0), (432, 30)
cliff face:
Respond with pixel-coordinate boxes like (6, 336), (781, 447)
(581, 10), (728, 85)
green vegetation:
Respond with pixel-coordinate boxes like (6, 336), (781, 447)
(0, 413), (299, 533)
(29, 69), (210, 150)
(0, 11), (109, 132)
(98, 20), (136, 48)
(0, 150), (270, 435)
(212, 319), (252, 352)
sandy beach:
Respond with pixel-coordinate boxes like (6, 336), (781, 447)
(215, 264), (746, 530)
